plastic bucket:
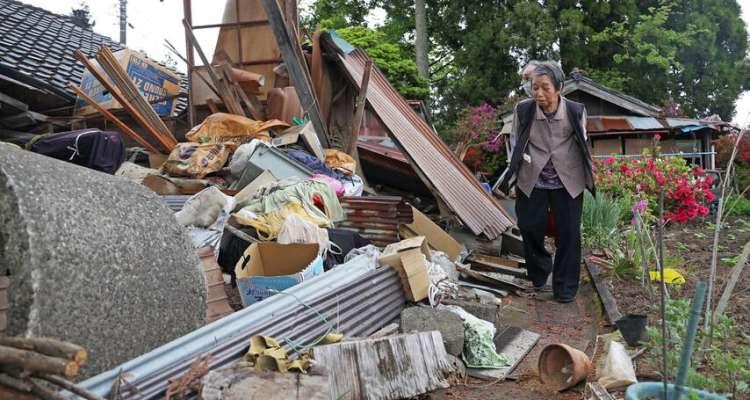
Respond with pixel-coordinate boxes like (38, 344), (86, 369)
(538, 343), (592, 391)
(625, 382), (727, 399)
(616, 314), (648, 347)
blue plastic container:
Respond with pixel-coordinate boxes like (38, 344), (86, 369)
(625, 382), (727, 400)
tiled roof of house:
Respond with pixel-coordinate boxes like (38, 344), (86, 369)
(0, 0), (186, 114)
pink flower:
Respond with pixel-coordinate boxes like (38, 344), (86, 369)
(605, 156), (615, 165)
(654, 134), (662, 141)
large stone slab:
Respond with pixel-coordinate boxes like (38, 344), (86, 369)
(400, 306), (465, 356)
(0, 145), (206, 377)
(202, 365), (331, 400)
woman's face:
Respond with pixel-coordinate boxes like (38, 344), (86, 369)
(532, 75), (560, 109)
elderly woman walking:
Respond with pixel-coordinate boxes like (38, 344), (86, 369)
(500, 62), (595, 303)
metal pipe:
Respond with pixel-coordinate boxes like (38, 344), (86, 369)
(673, 281), (707, 400)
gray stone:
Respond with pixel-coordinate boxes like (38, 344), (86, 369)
(0, 145), (206, 378)
(442, 299), (501, 328)
(400, 306), (464, 356)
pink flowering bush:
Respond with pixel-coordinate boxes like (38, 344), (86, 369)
(595, 155), (714, 224)
(450, 103), (506, 174)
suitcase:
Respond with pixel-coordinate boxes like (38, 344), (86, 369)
(30, 129), (125, 174)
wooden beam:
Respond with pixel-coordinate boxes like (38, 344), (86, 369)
(260, 0), (329, 147)
(181, 19), (245, 116)
(346, 60), (371, 155)
(182, 0), (195, 127)
(190, 20), (269, 30)
(206, 98), (220, 114)
(70, 85), (160, 154)
(584, 260), (623, 324)
(164, 39), (221, 100)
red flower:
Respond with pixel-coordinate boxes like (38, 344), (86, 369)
(605, 156), (615, 165)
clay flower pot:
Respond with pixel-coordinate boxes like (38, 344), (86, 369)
(538, 343), (593, 391)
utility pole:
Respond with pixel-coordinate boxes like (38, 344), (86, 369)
(118, 0), (127, 45)
(414, 0), (428, 79)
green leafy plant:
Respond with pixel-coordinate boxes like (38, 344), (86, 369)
(725, 194), (750, 217)
(581, 192), (627, 251)
(646, 299), (750, 396)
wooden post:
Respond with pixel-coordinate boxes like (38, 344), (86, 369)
(260, 0), (329, 147)
(346, 60), (372, 155)
(70, 85), (160, 154)
(182, 0), (195, 128)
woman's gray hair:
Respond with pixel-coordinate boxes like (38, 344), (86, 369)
(532, 61), (565, 91)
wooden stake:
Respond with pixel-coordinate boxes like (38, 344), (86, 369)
(0, 345), (78, 378)
(37, 374), (105, 400)
(0, 336), (86, 366)
(346, 60), (372, 155)
(69, 85), (160, 154)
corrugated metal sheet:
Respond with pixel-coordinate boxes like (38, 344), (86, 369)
(626, 116), (664, 130)
(79, 264), (406, 399)
(333, 47), (514, 239)
(339, 196), (413, 247)
(586, 116), (632, 132)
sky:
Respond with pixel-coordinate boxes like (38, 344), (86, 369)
(16, 0), (750, 126)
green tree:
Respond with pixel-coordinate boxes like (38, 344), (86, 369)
(309, 0), (750, 123)
(335, 26), (429, 99)
(69, 2), (95, 30)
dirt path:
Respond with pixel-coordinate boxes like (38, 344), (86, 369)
(428, 282), (603, 400)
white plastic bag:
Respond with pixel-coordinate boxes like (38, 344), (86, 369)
(597, 340), (637, 390)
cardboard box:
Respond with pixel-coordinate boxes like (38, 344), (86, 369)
(400, 207), (463, 261)
(379, 236), (431, 302)
(75, 49), (181, 116)
(235, 243), (323, 307)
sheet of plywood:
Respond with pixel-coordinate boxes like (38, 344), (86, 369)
(313, 331), (452, 400)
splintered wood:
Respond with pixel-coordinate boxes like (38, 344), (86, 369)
(313, 331), (452, 400)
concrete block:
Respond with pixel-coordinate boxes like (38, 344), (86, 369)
(0, 145), (206, 377)
(400, 306), (465, 356)
(441, 299), (501, 328)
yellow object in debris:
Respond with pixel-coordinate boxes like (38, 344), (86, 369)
(324, 149), (357, 173)
(233, 201), (331, 241)
(244, 335), (310, 373)
(319, 333), (344, 345)
(186, 113), (289, 144)
(649, 268), (686, 284)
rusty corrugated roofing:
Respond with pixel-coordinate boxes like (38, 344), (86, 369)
(334, 48), (515, 239)
(339, 196), (413, 247)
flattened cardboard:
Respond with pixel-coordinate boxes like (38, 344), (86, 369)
(379, 236), (431, 302)
(235, 242), (322, 306)
(271, 126), (301, 147)
(400, 207), (463, 261)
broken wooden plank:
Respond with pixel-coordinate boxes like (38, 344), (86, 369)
(313, 331), (451, 400)
(218, 63), (265, 121)
(467, 326), (540, 380)
(260, 0), (329, 147)
(457, 265), (528, 291)
(467, 255), (527, 279)
(584, 260), (623, 324)
(70, 84), (160, 154)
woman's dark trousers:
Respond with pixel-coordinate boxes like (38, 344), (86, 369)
(515, 188), (583, 300)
